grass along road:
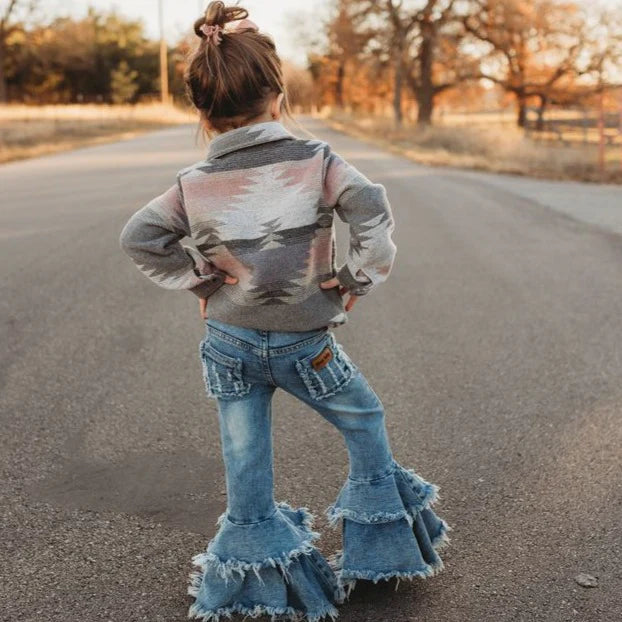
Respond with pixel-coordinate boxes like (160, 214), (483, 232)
(321, 109), (622, 184)
(0, 103), (195, 164)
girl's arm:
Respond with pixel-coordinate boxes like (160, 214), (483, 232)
(322, 146), (397, 296)
(119, 180), (225, 299)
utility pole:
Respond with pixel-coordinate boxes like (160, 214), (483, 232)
(159, 0), (169, 104)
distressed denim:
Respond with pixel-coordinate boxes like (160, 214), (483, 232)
(188, 319), (451, 622)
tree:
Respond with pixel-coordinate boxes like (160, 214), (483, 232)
(0, 0), (39, 102)
(356, 0), (474, 125)
(325, 0), (373, 107)
(464, 0), (594, 127)
(282, 61), (315, 111)
(581, 10), (622, 91)
(110, 59), (138, 103)
(402, 0), (476, 124)
(358, 0), (420, 125)
(304, 0), (387, 111)
(4, 9), (162, 103)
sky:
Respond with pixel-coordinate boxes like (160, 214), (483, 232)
(43, 0), (324, 65)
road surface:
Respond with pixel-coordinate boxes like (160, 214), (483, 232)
(1, 117), (621, 622)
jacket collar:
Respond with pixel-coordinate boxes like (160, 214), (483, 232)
(206, 120), (295, 159)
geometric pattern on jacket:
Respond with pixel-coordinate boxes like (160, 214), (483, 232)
(119, 120), (396, 331)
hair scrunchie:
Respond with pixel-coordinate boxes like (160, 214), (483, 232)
(200, 18), (259, 45)
(200, 23), (224, 45)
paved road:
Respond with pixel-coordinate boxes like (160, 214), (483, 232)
(1, 117), (621, 622)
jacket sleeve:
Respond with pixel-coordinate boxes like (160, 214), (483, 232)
(118, 179), (226, 299)
(322, 146), (397, 296)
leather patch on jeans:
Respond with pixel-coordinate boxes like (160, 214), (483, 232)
(311, 346), (333, 371)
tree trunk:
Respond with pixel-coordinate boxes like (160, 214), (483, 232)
(536, 95), (547, 132)
(516, 92), (528, 128)
(417, 87), (434, 125)
(0, 42), (7, 103)
(393, 54), (403, 127)
(335, 61), (345, 108)
(417, 25), (434, 125)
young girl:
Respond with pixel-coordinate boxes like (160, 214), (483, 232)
(119, 2), (450, 620)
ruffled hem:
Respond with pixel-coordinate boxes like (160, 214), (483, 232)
(324, 460), (451, 595)
(187, 601), (340, 622)
(325, 460), (441, 527)
(188, 502), (344, 622)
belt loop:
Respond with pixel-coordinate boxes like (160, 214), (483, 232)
(260, 329), (268, 353)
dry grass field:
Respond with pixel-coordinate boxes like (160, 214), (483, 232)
(0, 103), (196, 164)
(322, 109), (622, 184)
(2, 104), (620, 183)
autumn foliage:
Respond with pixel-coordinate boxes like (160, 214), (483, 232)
(308, 0), (622, 127)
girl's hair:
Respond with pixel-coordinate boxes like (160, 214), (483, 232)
(185, 1), (295, 136)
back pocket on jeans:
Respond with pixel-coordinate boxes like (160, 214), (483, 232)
(199, 338), (251, 400)
(294, 333), (356, 400)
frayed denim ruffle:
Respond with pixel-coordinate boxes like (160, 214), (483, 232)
(188, 502), (345, 622)
(325, 460), (451, 595)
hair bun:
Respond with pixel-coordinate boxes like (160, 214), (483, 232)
(194, 1), (249, 37)
(185, 1), (287, 134)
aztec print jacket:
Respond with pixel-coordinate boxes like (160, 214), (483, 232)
(119, 120), (396, 331)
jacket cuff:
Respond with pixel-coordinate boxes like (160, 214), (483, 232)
(189, 272), (226, 299)
(337, 263), (373, 296)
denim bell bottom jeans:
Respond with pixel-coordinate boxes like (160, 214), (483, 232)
(188, 319), (451, 622)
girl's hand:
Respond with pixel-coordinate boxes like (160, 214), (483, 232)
(320, 277), (359, 312)
(199, 274), (238, 319)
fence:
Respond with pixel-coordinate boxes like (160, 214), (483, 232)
(525, 103), (622, 175)
(525, 108), (621, 146)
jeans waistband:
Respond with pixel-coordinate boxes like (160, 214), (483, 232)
(206, 318), (329, 356)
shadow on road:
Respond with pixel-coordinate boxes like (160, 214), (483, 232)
(29, 451), (224, 535)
